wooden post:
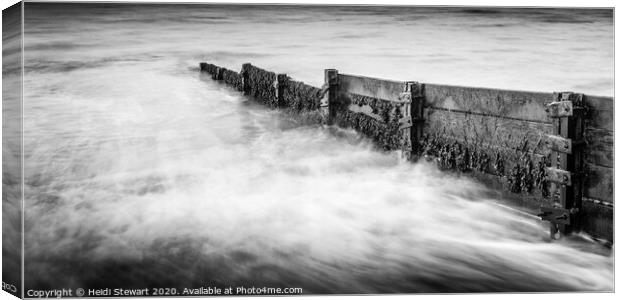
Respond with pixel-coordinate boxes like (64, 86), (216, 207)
(241, 63), (251, 96)
(323, 69), (339, 125)
(213, 67), (222, 80)
(399, 81), (425, 160)
(541, 92), (585, 239)
(275, 73), (288, 108)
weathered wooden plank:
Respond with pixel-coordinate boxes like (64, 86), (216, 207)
(583, 164), (613, 204)
(586, 108), (613, 132)
(586, 95), (613, 111)
(584, 127), (613, 168)
(421, 107), (560, 198)
(221, 68), (243, 91)
(199, 62), (218, 76)
(580, 201), (613, 243)
(424, 108), (554, 154)
(584, 95), (613, 131)
(424, 84), (552, 123)
(419, 133), (552, 198)
(241, 63), (277, 107)
(338, 73), (406, 102)
(333, 109), (403, 151)
(347, 103), (381, 121)
(341, 92), (405, 122)
(280, 79), (323, 112)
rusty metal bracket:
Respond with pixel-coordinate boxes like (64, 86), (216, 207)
(546, 92), (586, 118)
(545, 101), (573, 117)
(399, 117), (412, 130)
(398, 92), (411, 102)
(545, 167), (573, 186)
(544, 135), (584, 154)
(538, 206), (573, 226)
(554, 91), (584, 105)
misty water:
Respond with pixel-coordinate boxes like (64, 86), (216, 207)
(17, 3), (612, 293)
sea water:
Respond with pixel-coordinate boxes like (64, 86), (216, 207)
(13, 3), (614, 292)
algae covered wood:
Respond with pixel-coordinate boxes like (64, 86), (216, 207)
(423, 108), (554, 154)
(198, 61), (614, 242)
(583, 164), (613, 204)
(585, 95), (613, 131)
(581, 200), (613, 242)
(584, 127), (613, 168)
(424, 84), (552, 123)
(338, 73), (406, 102)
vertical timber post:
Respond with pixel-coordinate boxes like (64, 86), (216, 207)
(241, 63), (251, 96)
(411, 82), (425, 159)
(398, 83), (413, 159)
(274, 73), (288, 108)
(399, 82), (425, 160)
(322, 69), (339, 125)
(541, 92), (585, 239)
(213, 67), (222, 80)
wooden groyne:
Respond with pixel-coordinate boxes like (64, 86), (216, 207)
(199, 62), (614, 243)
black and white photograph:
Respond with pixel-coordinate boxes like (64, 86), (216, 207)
(1, 0), (616, 297)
